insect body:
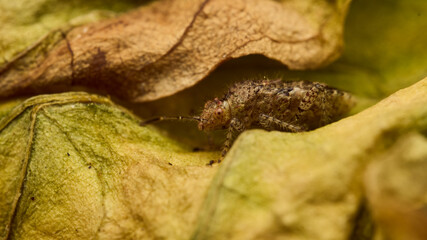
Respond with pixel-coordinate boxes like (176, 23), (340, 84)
(141, 79), (355, 162)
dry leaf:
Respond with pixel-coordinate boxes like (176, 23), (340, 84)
(2, 77), (427, 239)
(1, 1), (426, 239)
(0, 0), (349, 102)
(365, 133), (427, 240)
(193, 77), (427, 239)
(0, 92), (218, 239)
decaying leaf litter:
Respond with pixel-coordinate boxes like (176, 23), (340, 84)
(0, 92), (219, 239)
(1, 0), (427, 239)
(0, 0), (348, 102)
(1, 78), (427, 239)
(193, 77), (427, 240)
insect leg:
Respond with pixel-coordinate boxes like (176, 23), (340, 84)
(219, 118), (245, 162)
(259, 114), (305, 132)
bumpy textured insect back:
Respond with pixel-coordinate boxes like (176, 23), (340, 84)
(141, 79), (355, 163)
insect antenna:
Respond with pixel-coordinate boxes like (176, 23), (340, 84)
(140, 116), (201, 126)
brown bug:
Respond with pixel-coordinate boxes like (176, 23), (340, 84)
(141, 79), (355, 163)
